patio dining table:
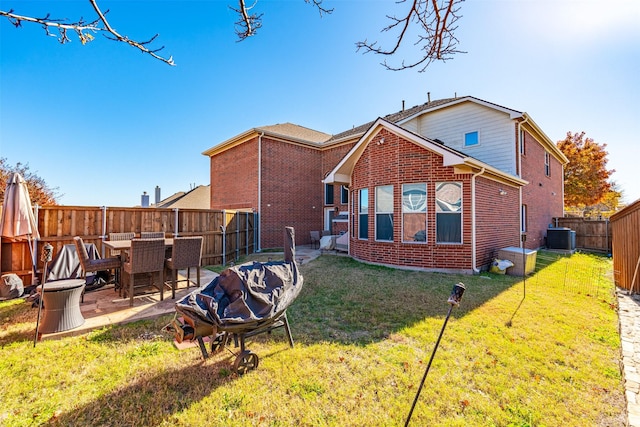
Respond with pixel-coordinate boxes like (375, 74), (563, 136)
(103, 238), (174, 253)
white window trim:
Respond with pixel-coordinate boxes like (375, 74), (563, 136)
(341, 185), (349, 204)
(375, 185), (394, 242)
(435, 181), (463, 245)
(358, 188), (368, 240)
(464, 130), (480, 148)
(544, 152), (551, 177)
(402, 183), (428, 244)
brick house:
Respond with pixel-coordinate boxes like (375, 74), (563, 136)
(203, 96), (567, 272)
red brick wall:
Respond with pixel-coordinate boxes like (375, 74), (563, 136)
(520, 130), (564, 249)
(210, 138), (259, 209)
(259, 137), (323, 248)
(350, 129), (477, 271)
(475, 179), (521, 268)
(209, 136), (357, 249)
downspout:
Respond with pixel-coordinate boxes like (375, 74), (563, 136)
(517, 116), (530, 246)
(516, 116), (529, 180)
(257, 132), (263, 252)
(471, 167), (486, 273)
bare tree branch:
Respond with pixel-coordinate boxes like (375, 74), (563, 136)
(2, 0), (464, 71)
(88, 0), (174, 65)
(356, 0), (465, 72)
(231, 0), (332, 41)
(0, 9), (101, 45)
(304, 0), (334, 16)
(230, 0), (263, 41)
(0, 1), (175, 66)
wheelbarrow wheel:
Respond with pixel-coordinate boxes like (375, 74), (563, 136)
(234, 351), (258, 375)
(210, 333), (228, 354)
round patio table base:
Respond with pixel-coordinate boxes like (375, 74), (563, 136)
(37, 279), (86, 334)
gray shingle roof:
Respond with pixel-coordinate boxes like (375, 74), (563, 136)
(256, 123), (332, 143)
(328, 97), (458, 143)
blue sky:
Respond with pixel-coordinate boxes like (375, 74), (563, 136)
(1, 0), (639, 207)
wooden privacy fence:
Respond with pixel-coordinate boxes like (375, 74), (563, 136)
(610, 200), (640, 291)
(554, 217), (611, 253)
(1, 206), (256, 285)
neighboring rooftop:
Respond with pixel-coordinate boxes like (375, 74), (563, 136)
(151, 185), (210, 209)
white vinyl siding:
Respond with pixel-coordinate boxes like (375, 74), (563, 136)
(401, 103), (517, 175)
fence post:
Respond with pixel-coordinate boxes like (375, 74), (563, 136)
(173, 208), (179, 238)
(220, 224), (226, 266)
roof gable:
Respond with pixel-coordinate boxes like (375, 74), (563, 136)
(324, 118), (527, 188)
(327, 96), (523, 144)
(203, 122), (331, 156)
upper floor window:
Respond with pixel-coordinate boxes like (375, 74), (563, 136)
(375, 185), (393, 241)
(325, 184), (334, 205)
(544, 152), (550, 177)
(520, 129), (526, 155)
(402, 183), (427, 243)
(464, 131), (479, 147)
(358, 188), (368, 240)
(436, 182), (462, 244)
(341, 185), (349, 204)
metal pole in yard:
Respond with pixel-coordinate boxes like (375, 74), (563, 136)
(34, 243), (53, 347)
(405, 282), (466, 427)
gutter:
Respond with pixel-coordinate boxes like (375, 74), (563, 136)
(471, 167), (486, 273)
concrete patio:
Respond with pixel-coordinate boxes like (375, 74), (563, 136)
(39, 245), (323, 340)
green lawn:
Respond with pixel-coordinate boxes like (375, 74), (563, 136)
(0, 251), (625, 426)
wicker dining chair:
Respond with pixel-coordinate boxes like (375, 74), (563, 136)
(165, 236), (203, 299)
(310, 231), (320, 249)
(107, 232), (135, 293)
(122, 238), (166, 307)
(73, 236), (122, 299)
(107, 232), (135, 257)
(140, 232), (165, 239)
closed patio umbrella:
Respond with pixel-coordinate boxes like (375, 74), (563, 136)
(1, 172), (40, 285)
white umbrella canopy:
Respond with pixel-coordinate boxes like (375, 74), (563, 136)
(1, 172), (40, 285)
(1, 172), (40, 240)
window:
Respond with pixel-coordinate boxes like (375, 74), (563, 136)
(325, 184), (334, 205)
(375, 185), (393, 241)
(402, 183), (427, 243)
(464, 131), (479, 147)
(521, 204), (527, 233)
(341, 185), (349, 204)
(358, 188), (368, 239)
(520, 129), (526, 155)
(544, 152), (550, 177)
(436, 182), (462, 243)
